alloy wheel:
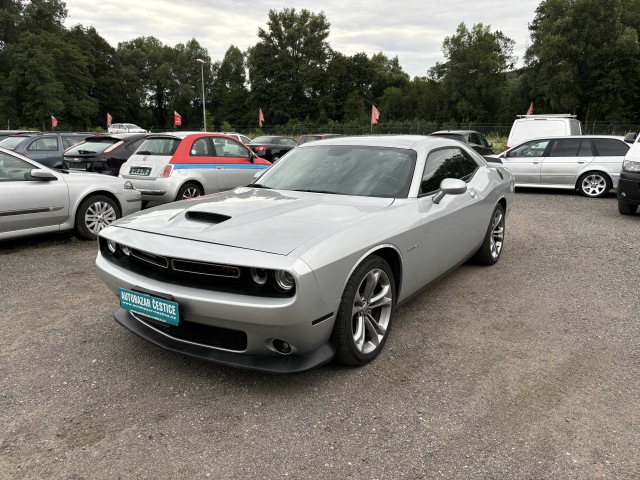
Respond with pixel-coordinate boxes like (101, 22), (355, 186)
(84, 201), (117, 234)
(490, 209), (505, 260)
(351, 268), (393, 354)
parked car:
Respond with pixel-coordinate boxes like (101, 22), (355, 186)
(119, 132), (271, 205)
(108, 123), (147, 134)
(248, 135), (297, 162)
(219, 132), (252, 144)
(62, 133), (148, 175)
(296, 133), (344, 146)
(0, 132), (90, 168)
(96, 135), (515, 373)
(506, 114), (582, 150)
(489, 135), (628, 197)
(430, 130), (494, 155)
(0, 147), (141, 241)
(617, 133), (640, 214)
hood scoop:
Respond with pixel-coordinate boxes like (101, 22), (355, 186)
(185, 211), (231, 224)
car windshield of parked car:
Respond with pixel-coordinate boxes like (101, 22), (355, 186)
(251, 136), (279, 143)
(256, 145), (416, 198)
(135, 137), (180, 156)
(0, 136), (28, 150)
(65, 138), (120, 154)
(432, 133), (465, 142)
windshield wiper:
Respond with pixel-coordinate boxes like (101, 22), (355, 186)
(246, 183), (271, 189)
(293, 189), (337, 194)
(136, 150), (153, 155)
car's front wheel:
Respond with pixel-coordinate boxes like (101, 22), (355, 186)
(578, 172), (611, 198)
(75, 195), (120, 240)
(472, 204), (505, 265)
(335, 255), (396, 366)
(618, 200), (638, 215)
(176, 182), (203, 201)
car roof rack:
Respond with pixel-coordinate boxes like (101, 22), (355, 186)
(516, 114), (577, 118)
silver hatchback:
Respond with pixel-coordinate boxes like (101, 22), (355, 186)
(491, 135), (629, 197)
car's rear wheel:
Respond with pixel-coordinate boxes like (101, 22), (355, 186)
(335, 255), (395, 366)
(176, 182), (203, 201)
(472, 204), (505, 265)
(75, 195), (120, 240)
(618, 200), (638, 215)
(578, 172), (611, 198)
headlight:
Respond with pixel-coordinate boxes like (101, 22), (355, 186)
(273, 270), (295, 292)
(124, 180), (135, 189)
(622, 160), (640, 172)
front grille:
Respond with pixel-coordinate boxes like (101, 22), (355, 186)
(171, 259), (240, 278)
(100, 238), (294, 298)
(135, 314), (247, 351)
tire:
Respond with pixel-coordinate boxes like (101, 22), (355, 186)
(472, 204), (505, 265)
(75, 195), (120, 240)
(577, 172), (612, 198)
(335, 255), (396, 366)
(176, 182), (203, 201)
(618, 200), (638, 215)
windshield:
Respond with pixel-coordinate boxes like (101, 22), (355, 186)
(252, 136), (278, 143)
(65, 138), (119, 154)
(255, 145), (416, 198)
(135, 137), (180, 156)
(0, 136), (29, 150)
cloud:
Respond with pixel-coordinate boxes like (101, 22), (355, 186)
(64, 0), (540, 77)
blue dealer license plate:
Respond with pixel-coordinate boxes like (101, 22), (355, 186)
(119, 288), (179, 326)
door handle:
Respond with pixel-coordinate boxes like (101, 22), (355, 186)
(578, 161), (585, 164)
(533, 161), (540, 164)
(217, 166), (225, 169)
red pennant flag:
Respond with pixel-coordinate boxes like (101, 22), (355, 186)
(174, 111), (182, 127)
(371, 105), (380, 125)
(107, 113), (112, 127)
(526, 102), (533, 115)
(51, 116), (58, 128)
(259, 108), (264, 127)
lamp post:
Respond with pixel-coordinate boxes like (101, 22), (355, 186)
(196, 58), (206, 132)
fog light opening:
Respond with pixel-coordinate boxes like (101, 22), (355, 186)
(250, 268), (268, 286)
(273, 339), (292, 355)
(106, 239), (117, 254)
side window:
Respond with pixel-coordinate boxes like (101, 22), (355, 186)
(28, 137), (59, 151)
(420, 148), (466, 196)
(507, 140), (550, 158)
(63, 136), (84, 148)
(126, 138), (145, 153)
(221, 138), (250, 158)
(454, 148), (480, 179)
(190, 137), (212, 156)
(548, 138), (582, 157)
(577, 140), (593, 157)
(283, 138), (297, 147)
(239, 135), (252, 145)
(0, 152), (34, 181)
(593, 139), (630, 156)
(468, 133), (480, 145)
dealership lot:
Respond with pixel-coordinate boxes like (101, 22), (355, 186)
(0, 191), (638, 478)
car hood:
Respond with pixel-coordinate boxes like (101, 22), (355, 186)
(115, 187), (394, 255)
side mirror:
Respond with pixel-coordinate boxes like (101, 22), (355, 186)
(30, 169), (57, 181)
(624, 132), (637, 144)
(248, 151), (255, 163)
(432, 178), (467, 204)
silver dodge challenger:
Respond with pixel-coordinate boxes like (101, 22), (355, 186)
(96, 135), (515, 373)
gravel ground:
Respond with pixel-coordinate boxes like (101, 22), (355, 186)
(0, 191), (638, 479)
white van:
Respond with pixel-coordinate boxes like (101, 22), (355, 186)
(506, 114), (582, 150)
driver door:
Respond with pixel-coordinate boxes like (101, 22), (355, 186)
(502, 139), (550, 185)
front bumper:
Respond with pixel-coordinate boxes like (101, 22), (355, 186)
(114, 308), (336, 373)
(617, 172), (640, 205)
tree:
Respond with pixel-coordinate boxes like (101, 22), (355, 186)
(212, 45), (249, 125)
(432, 23), (515, 122)
(526, 0), (640, 124)
(247, 8), (331, 123)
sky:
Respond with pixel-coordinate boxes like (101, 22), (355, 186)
(63, 0), (542, 78)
